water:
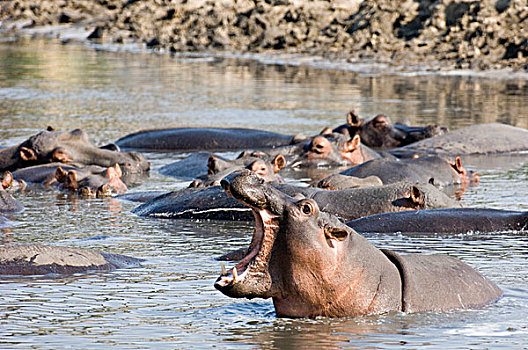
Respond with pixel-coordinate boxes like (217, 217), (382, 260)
(1, 37), (528, 349)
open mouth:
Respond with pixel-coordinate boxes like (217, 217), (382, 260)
(214, 205), (279, 298)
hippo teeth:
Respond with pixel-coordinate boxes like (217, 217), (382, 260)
(215, 208), (278, 293)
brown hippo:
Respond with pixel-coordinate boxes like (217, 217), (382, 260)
(13, 163), (128, 198)
(0, 244), (143, 275)
(0, 128), (150, 175)
(333, 110), (448, 149)
(214, 171), (501, 318)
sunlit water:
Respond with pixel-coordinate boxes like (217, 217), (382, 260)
(0, 38), (527, 349)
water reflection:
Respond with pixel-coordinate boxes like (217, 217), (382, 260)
(0, 38), (527, 349)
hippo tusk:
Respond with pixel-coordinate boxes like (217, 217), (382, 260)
(221, 262), (227, 276)
(232, 267), (238, 282)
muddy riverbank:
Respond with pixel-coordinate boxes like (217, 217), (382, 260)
(1, 0), (527, 74)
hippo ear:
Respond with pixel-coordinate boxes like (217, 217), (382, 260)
(319, 127), (333, 135)
(1, 171), (13, 189)
(344, 135), (361, 152)
(410, 185), (425, 206)
(46, 125), (56, 131)
(346, 110), (361, 127)
(207, 156), (219, 175)
(324, 227), (349, 242)
(19, 147), (37, 162)
(236, 150), (250, 159)
(290, 133), (308, 144)
(272, 154), (286, 172)
(55, 167), (68, 183)
(51, 148), (73, 163)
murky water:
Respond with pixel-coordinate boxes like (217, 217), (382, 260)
(1, 38), (527, 349)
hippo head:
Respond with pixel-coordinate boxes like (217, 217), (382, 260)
(191, 152), (285, 188)
(289, 132), (366, 168)
(55, 164), (128, 198)
(333, 110), (448, 149)
(215, 170), (402, 318)
(9, 128), (150, 174)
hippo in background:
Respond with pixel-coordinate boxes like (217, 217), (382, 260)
(316, 174), (383, 190)
(347, 208), (528, 235)
(115, 127), (307, 152)
(339, 155), (479, 192)
(114, 109), (444, 153)
(159, 132), (384, 182)
(0, 128), (150, 175)
(214, 171), (501, 318)
(0, 171), (23, 213)
(132, 170), (461, 221)
(332, 110), (448, 149)
(388, 123), (528, 158)
(189, 152), (286, 188)
(0, 244), (143, 275)
(13, 163), (128, 198)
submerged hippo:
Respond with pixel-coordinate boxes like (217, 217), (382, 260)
(13, 163), (128, 198)
(115, 127), (306, 152)
(347, 208), (528, 235)
(214, 171), (501, 318)
(132, 177), (460, 221)
(340, 155), (479, 190)
(0, 171), (23, 212)
(0, 128), (150, 174)
(0, 244), (143, 275)
(389, 123), (528, 158)
(333, 110), (448, 149)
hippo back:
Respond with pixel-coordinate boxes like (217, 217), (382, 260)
(0, 245), (143, 275)
(382, 249), (502, 313)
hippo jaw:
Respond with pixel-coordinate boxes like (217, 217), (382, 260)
(214, 207), (278, 299)
(215, 172), (281, 298)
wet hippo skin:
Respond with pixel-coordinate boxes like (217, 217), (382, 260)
(214, 171), (501, 318)
(132, 180), (460, 221)
(333, 110), (447, 149)
(0, 128), (150, 175)
(347, 208), (528, 234)
(388, 123), (528, 158)
(0, 245), (144, 275)
(115, 127), (299, 152)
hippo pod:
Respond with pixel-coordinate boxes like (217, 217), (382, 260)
(13, 163), (128, 198)
(214, 171), (502, 318)
(0, 244), (144, 275)
(131, 178), (460, 221)
(0, 128), (150, 175)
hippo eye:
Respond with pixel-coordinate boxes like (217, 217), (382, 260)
(297, 199), (317, 216)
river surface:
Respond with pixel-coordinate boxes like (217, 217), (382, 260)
(0, 38), (527, 349)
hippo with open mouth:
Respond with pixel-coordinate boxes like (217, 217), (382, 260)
(214, 170), (502, 318)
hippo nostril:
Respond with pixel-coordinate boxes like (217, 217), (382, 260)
(220, 179), (230, 191)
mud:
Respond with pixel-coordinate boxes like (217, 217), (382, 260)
(1, 0), (527, 73)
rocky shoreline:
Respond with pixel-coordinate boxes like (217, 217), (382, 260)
(1, 0), (527, 74)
